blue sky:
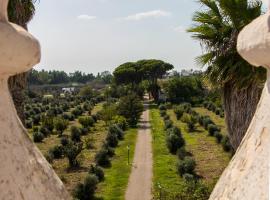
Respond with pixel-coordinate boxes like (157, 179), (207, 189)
(28, 0), (267, 74)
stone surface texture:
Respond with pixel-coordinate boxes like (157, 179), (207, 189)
(210, 12), (270, 200)
(0, 0), (71, 199)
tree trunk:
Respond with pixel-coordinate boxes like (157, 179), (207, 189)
(223, 81), (263, 151)
(8, 72), (27, 123)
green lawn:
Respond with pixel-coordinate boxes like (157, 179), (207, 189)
(150, 106), (185, 198)
(96, 128), (138, 200)
(167, 109), (231, 186)
(194, 107), (227, 135)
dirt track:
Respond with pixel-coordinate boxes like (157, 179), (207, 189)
(125, 102), (153, 200)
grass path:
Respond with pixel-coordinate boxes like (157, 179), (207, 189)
(96, 128), (137, 200)
(150, 105), (184, 198)
(125, 102), (153, 200)
(167, 109), (231, 186)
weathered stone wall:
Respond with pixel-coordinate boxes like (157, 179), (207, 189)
(210, 11), (270, 200)
(0, 0), (71, 199)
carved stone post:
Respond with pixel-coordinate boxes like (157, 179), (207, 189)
(0, 0), (71, 199)
(209, 10), (270, 200)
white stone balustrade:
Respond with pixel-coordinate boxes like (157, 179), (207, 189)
(0, 0), (71, 199)
(209, 10), (270, 200)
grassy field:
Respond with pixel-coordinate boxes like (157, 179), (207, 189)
(150, 104), (231, 198)
(31, 103), (106, 192)
(150, 105), (185, 197)
(194, 107), (227, 135)
(96, 128), (138, 200)
(167, 109), (231, 185)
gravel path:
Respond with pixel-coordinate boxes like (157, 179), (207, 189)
(125, 102), (153, 200)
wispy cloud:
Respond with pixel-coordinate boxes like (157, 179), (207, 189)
(77, 15), (97, 20)
(124, 10), (171, 21)
(173, 26), (186, 33)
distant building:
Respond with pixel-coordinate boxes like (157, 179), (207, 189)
(62, 87), (75, 93)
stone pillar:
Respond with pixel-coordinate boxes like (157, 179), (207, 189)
(209, 12), (270, 200)
(0, 0), (71, 199)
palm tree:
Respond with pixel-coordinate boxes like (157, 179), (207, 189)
(8, 0), (37, 122)
(188, 0), (266, 150)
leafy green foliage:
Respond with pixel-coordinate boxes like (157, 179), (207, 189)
(33, 132), (44, 143)
(49, 145), (63, 159)
(164, 76), (204, 104)
(54, 117), (69, 136)
(166, 131), (185, 154)
(208, 124), (220, 136)
(78, 116), (94, 129)
(95, 148), (110, 167)
(73, 174), (98, 200)
(63, 142), (83, 168)
(177, 157), (196, 176)
(89, 165), (104, 182)
(118, 93), (143, 127)
(188, 0), (265, 88)
(71, 126), (82, 143)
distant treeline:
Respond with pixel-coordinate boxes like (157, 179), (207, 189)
(28, 69), (113, 85)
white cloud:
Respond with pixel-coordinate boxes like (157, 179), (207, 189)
(174, 26), (186, 33)
(124, 10), (171, 21)
(77, 15), (97, 20)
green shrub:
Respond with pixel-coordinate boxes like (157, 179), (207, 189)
(166, 126), (181, 136)
(177, 147), (187, 160)
(72, 108), (82, 117)
(118, 93), (144, 127)
(207, 124), (220, 136)
(159, 104), (166, 111)
(183, 173), (195, 182)
(49, 145), (63, 159)
(108, 124), (124, 140)
(71, 126), (81, 142)
(25, 120), (33, 129)
(177, 157), (196, 176)
(63, 142), (83, 168)
(163, 114), (170, 121)
(160, 110), (166, 117)
(89, 165), (104, 181)
(166, 133), (185, 154)
(111, 115), (128, 131)
(39, 125), (50, 137)
(80, 128), (88, 136)
(214, 131), (223, 143)
(106, 131), (118, 148)
(202, 117), (213, 129)
(73, 174), (98, 200)
(33, 132), (44, 143)
(42, 116), (54, 132)
(221, 136), (232, 152)
(54, 117), (69, 136)
(164, 119), (173, 130)
(102, 144), (115, 157)
(60, 137), (69, 146)
(32, 114), (41, 125)
(174, 106), (185, 120)
(78, 116), (95, 128)
(95, 148), (110, 167)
